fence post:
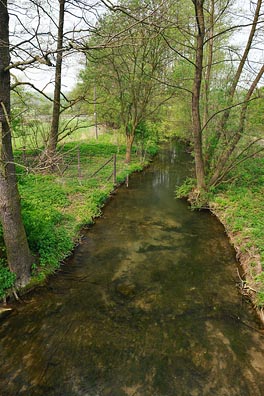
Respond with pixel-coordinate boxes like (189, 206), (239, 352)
(22, 145), (26, 164)
(94, 85), (98, 140)
(113, 153), (117, 184)
(77, 147), (81, 178)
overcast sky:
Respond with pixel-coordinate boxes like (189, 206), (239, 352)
(14, 52), (85, 94)
(10, 0), (264, 94)
(9, 0), (101, 93)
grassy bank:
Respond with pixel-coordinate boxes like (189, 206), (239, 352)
(0, 133), (158, 298)
(210, 156), (264, 317)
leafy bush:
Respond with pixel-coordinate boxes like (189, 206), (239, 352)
(0, 260), (16, 298)
(175, 177), (196, 198)
(146, 143), (159, 156)
(134, 121), (159, 159)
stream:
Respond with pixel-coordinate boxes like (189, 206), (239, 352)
(0, 141), (264, 396)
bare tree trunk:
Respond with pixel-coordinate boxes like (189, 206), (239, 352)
(0, 0), (33, 287)
(47, 0), (65, 160)
(192, 0), (206, 190)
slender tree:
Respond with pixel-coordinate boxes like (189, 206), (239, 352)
(168, 0), (264, 195)
(191, 0), (206, 190)
(79, 1), (173, 162)
(46, 0), (66, 163)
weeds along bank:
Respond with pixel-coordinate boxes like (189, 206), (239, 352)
(0, 135), (158, 300)
(209, 156), (264, 323)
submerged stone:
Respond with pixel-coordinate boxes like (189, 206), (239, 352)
(115, 280), (136, 297)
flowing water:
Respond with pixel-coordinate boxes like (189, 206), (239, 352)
(0, 141), (264, 396)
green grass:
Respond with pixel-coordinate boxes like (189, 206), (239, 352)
(12, 117), (96, 150)
(0, 260), (16, 298)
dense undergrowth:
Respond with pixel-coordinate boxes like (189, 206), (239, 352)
(0, 134), (158, 298)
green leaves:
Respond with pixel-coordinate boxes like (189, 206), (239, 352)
(175, 177), (196, 198)
(0, 261), (16, 298)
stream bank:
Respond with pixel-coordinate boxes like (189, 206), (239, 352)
(211, 204), (264, 325)
(208, 155), (264, 324)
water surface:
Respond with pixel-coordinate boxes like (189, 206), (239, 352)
(1, 142), (264, 396)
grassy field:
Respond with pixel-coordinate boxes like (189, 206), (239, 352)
(12, 116), (108, 151)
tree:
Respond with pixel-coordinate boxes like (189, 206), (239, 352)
(8, 0), (101, 164)
(46, 0), (66, 163)
(207, 0), (264, 187)
(170, 0), (264, 197)
(79, 0), (173, 162)
(0, 0), (33, 287)
(191, 0), (206, 190)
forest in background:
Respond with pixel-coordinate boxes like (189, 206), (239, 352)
(0, 0), (263, 312)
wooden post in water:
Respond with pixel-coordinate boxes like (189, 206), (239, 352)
(113, 153), (117, 184)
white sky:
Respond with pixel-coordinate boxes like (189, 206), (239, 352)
(10, 0), (264, 94)
(9, 0), (100, 94)
(14, 52), (86, 94)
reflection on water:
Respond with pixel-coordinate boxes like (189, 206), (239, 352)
(0, 141), (264, 396)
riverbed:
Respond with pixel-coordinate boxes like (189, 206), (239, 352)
(0, 141), (264, 396)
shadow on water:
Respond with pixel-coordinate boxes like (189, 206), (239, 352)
(0, 141), (264, 396)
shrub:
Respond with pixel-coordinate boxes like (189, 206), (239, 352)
(0, 260), (16, 298)
(175, 177), (196, 198)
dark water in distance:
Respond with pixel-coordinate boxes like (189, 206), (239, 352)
(0, 141), (264, 396)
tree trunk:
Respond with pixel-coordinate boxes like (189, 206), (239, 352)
(46, 0), (65, 160)
(202, 0), (214, 129)
(0, 0), (33, 287)
(0, 172), (33, 287)
(192, 0), (206, 190)
(125, 133), (134, 164)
